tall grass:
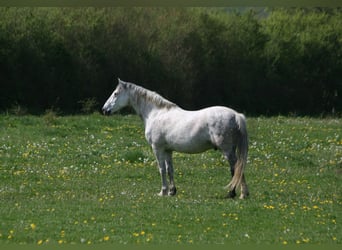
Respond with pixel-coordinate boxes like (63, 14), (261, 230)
(0, 114), (341, 245)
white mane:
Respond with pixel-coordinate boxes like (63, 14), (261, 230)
(126, 82), (178, 110)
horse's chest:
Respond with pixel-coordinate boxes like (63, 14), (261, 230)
(144, 129), (153, 145)
(144, 124), (164, 146)
(144, 119), (178, 146)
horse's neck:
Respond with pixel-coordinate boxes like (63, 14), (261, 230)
(129, 92), (156, 122)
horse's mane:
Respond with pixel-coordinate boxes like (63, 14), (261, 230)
(126, 82), (178, 109)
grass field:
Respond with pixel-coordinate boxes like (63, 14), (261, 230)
(0, 114), (341, 245)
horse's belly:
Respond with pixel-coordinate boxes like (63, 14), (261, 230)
(165, 123), (213, 153)
(168, 139), (213, 154)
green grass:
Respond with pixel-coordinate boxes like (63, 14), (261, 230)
(0, 114), (341, 245)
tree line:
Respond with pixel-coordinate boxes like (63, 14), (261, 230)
(0, 7), (341, 116)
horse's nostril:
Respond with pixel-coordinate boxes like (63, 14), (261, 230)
(102, 108), (111, 116)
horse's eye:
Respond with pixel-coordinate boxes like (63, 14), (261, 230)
(114, 92), (118, 97)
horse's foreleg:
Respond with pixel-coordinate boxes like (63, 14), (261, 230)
(153, 147), (168, 196)
(165, 153), (177, 196)
(157, 163), (168, 196)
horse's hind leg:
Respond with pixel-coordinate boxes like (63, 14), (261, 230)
(228, 146), (237, 176)
(240, 174), (249, 199)
(224, 147), (249, 199)
(225, 146), (237, 198)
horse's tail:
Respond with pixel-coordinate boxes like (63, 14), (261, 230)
(227, 113), (248, 191)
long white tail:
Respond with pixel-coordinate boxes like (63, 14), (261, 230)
(227, 113), (248, 191)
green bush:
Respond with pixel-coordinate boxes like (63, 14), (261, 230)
(261, 8), (342, 115)
(0, 7), (341, 115)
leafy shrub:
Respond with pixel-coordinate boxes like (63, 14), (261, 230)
(0, 7), (340, 116)
(43, 108), (59, 126)
(78, 98), (99, 114)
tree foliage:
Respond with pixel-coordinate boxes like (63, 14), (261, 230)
(0, 7), (341, 115)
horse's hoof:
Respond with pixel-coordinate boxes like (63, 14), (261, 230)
(226, 190), (237, 199)
(168, 187), (177, 196)
(158, 189), (168, 196)
(239, 193), (249, 199)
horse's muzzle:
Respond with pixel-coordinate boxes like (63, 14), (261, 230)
(102, 108), (111, 116)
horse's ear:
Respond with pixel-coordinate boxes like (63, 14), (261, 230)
(118, 78), (127, 89)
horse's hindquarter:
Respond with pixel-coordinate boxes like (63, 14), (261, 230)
(205, 107), (239, 147)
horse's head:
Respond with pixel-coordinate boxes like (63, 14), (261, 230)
(102, 78), (130, 115)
